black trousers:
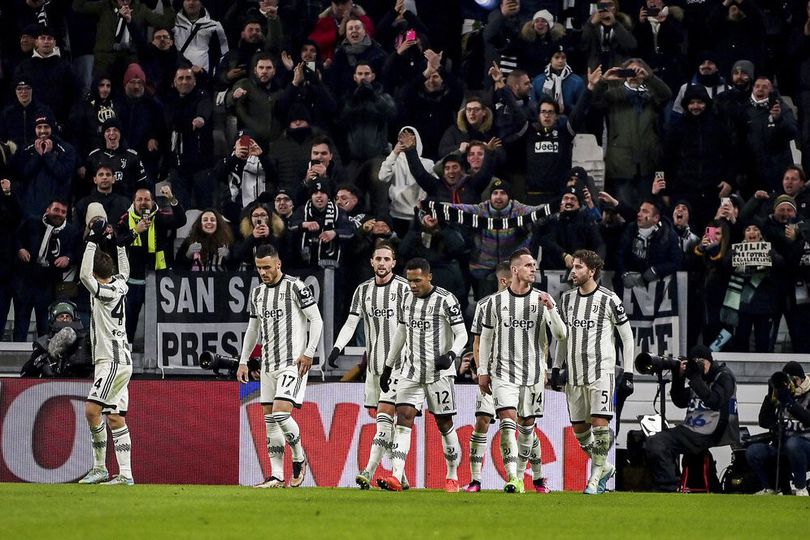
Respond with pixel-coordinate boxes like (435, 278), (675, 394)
(645, 425), (716, 491)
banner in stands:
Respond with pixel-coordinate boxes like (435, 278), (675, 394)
(148, 270), (324, 370)
(0, 380), (608, 490)
(538, 271), (688, 357)
(731, 242), (772, 269)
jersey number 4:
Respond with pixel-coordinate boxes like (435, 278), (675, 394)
(111, 298), (125, 326)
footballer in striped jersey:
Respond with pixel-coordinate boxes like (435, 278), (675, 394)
(237, 244), (323, 488)
(553, 249), (635, 494)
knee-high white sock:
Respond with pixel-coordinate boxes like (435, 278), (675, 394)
(592, 426), (612, 469)
(390, 425), (412, 481)
(272, 412), (304, 462)
(265, 414), (286, 480)
(90, 422), (107, 468)
(529, 431), (543, 480)
(469, 431), (488, 482)
(110, 426), (132, 478)
(365, 413), (394, 475)
(516, 424), (534, 478)
(500, 418), (518, 479)
(440, 426), (461, 481)
(575, 428), (594, 458)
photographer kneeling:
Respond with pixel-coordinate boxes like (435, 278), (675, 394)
(746, 361), (810, 496)
(645, 345), (739, 492)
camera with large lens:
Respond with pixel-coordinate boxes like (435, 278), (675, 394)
(200, 351), (260, 378)
(634, 352), (683, 375)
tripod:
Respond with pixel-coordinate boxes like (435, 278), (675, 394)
(774, 406), (786, 493)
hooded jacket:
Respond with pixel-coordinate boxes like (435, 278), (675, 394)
(615, 216), (683, 279)
(438, 103), (496, 158)
(18, 134), (77, 218)
(14, 48), (76, 124)
(339, 81), (397, 161)
(173, 7), (229, 73)
(379, 126), (433, 221)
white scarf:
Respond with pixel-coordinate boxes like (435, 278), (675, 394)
(542, 64), (572, 113)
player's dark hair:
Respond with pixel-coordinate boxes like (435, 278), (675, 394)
(373, 240), (397, 259)
(255, 244), (278, 259)
(495, 261), (511, 278)
(572, 249), (604, 281)
(509, 247), (532, 266)
(93, 250), (115, 279)
(405, 257), (430, 274)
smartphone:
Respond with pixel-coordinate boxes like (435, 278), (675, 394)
(705, 226), (720, 243)
(310, 159), (321, 166)
(405, 29), (417, 41)
(646, 6), (660, 16)
(597, 2), (611, 10)
(306, 61), (316, 72)
(616, 68), (637, 78)
(654, 171), (665, 180)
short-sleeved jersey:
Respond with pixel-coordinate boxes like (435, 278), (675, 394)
(248, 274), (318, 371)
(398, 287), (464, 384)
(481, 288), (554, 386)
(557, 285), (629, 385)
(349, 274), (410, 375)
(88, 275), (130, 365)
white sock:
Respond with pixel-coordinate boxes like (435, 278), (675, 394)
(110, 426), (132, 478)
(90, 422), (107, 469)
(265, 414), (286, 480)
(529, 431), (543, 480)
(272, 412), (304, 462)
(469, 431), (488, 482)
(366, 413), (393, 476)
(390, 425), (412, 481)
(516, 424), (534, 478)
(575, 428), (594, 458)
(499, 418), (518, 479)
(441, 426), (461, 481)
(592, 426), (612, 469)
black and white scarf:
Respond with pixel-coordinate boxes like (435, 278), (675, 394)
(300, 200), (340, 263)
(37, 214), (66, 267)
(542, 64), (573, 113)
(419, 200), (552, 230)
(113, 7), (131, 46)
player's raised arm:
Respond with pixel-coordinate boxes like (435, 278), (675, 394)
(115, 246), (130, 282)
(79, 241), (99, 294)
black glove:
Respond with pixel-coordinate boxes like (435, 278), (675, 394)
(685, 358), (703, 379)
(435, 350), (457, 370)
(379, 365), (393, 393)
(86, 218), (107, 243)
(641, 268), (657, 284)
(621, 372), (634, 396)
(550, 367), (562, 391)
(327, 347), (340, 369)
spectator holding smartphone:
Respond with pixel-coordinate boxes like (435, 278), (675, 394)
(581, 0), (637, 70)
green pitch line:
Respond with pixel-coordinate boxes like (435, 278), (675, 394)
(0, 485), (806, 540)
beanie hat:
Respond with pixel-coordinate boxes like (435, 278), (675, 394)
(490, 178), (511, 197)
(783, 361), (806, 380)
(123, 63), (146, 86)
(287, 104), (312, 124)
(50, 301), (76, 320)
(564, 185), (583, 205)
(34, 114), (52, 127)
(85, 202), (108, 227)
(773, 194), (797, 212)
(310, 179), (332, 196)
(101, 117), (122, 132)
(533, 10), (554, 23)
(732, 60), (754, 80)
(673, 199), (693, 216)
(681, 84), (712, 109)
(688, 344), (713, 362)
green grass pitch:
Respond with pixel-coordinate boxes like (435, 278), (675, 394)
(0, 484), (806, 539)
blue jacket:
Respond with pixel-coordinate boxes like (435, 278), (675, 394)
(17, 135), (77, 218)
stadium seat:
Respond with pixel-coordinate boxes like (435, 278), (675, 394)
(571, 134), (605, 191)
(173, 209), (202, 254)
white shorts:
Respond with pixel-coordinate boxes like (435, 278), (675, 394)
(475, 389), (495, 418)
(87, 361), (132, 415)
(492, 378), (545, 418)
(566, 374), (615, 423)
(260, 364), (308, 407)
(364, 371), (399, 409)
(397, 376), (457, 416)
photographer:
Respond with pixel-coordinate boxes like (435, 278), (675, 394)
(746, 362), (810, 496)
(20, 300), (91, 378)
(645, 344), (739, 492)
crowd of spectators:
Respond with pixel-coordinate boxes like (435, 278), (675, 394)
(1, 0), (809, 355)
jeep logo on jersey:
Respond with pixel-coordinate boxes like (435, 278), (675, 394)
(263, 308), (284, 320)
(534, 141), (559, 153)
(409, 320), (431, 330)
(503, 318), (535, 329)
(571, 319), (596, 329)
(372, 307), (395, 318)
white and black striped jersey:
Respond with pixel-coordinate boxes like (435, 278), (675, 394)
(248, 274), (319, 371)
(80, 244), (131, 365)
(398, 287), (464, 384)
(480, 288), (565, 385)
(347, 275), (410, 374)
(470, 295), (491, 336)
(557, 286), (629, 385)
